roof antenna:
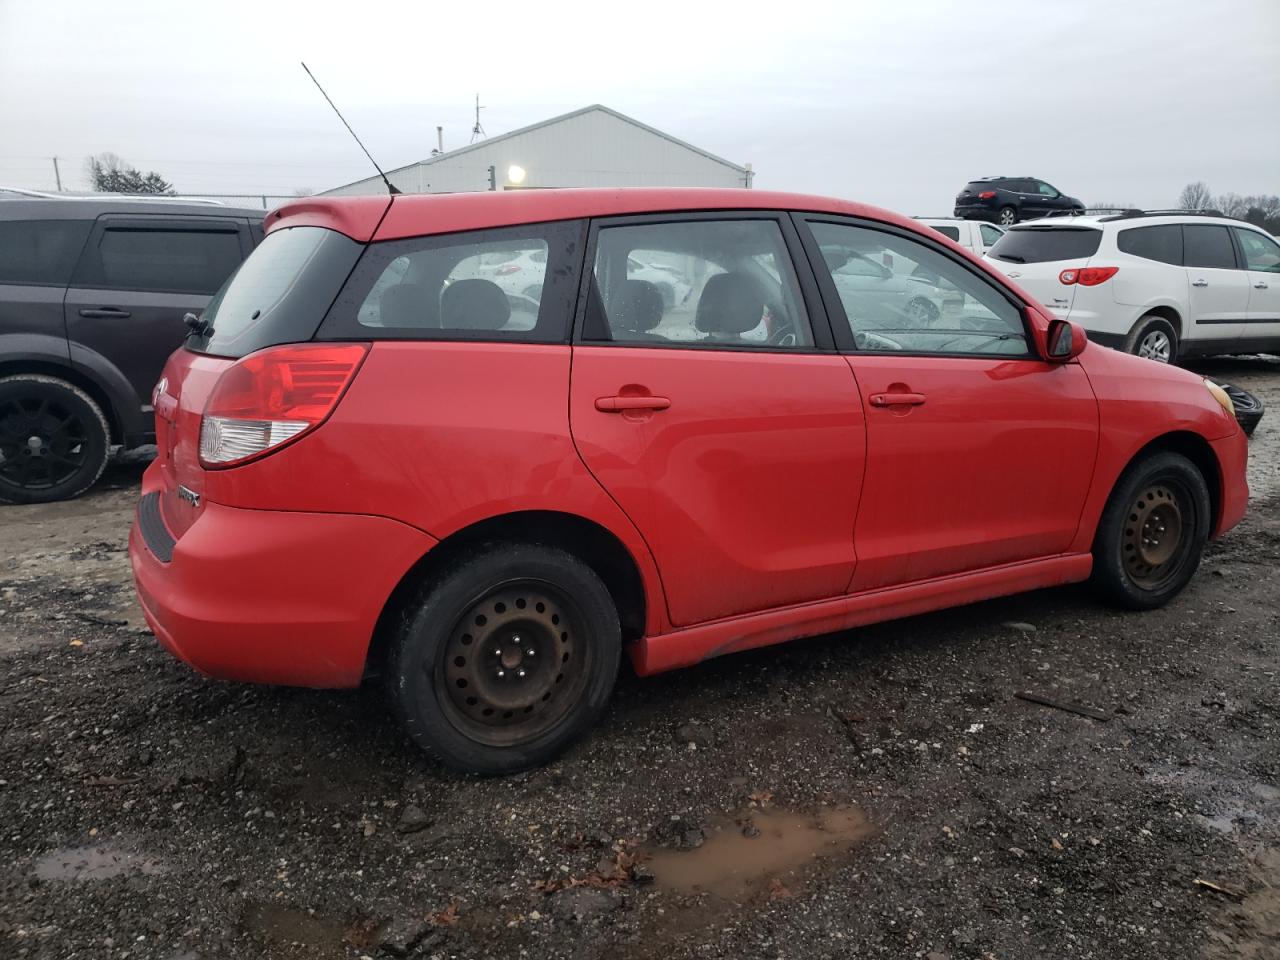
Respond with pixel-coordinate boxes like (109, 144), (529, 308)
(470, 93), (486, 143)
(301, 62), (400, 195)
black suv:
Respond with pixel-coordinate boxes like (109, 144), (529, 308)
(0, 196), (263, 503)
(954, 177), (1084, 226)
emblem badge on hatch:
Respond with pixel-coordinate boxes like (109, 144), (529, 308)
(177, 485), (201, 508)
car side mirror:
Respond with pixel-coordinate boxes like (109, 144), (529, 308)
(1046, 318), (1086, 361)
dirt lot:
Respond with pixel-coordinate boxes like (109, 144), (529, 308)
(2, 357), (1278, 960)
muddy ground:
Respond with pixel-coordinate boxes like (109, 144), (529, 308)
(2, 357), (1278, 960)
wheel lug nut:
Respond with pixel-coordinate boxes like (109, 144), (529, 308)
(526, 649), (535, 657)
(497, 669), (505, 678)
(517, 669), (526, 678)
(493, 649), (502, 656)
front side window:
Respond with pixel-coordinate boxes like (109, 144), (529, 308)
(1117, 224), (1183, 265)
(587, 219), (813, 349)
(0, 219), (92, 286)
(979, 224), (1004, 247)
(807, 221), (1028, 356)
(84, 228), (242, 294)
(1234, 228), (1280, 272)
(1037, 182), (1060, 197)
(321, 220), (584, 342)
(1183, 225), (1237, 270)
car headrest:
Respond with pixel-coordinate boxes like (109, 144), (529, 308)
(610, 279), (664, 334)
(440, 279), (511, 331)
(695, 272), (763, 335)
(379, 283), (434, 328)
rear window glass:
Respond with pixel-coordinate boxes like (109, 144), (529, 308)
(1183, 225), (1237, 270)
(191, 226), (362, 358)
(0, 219), (92, 286)
(929, 225), (961, 241)
(987, 226), (1102, 263)
(319, 220), (585, 343)
(1117, 225), (1183, 265)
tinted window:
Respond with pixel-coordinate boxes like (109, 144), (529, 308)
(84, 228), (242, 294)
(979, 224), (1004, 247)
(987, 227), (1102, 263)
(320, 220), (584, 343)
(587, 219), (812, 349)
(1036, 182), (1059, 197)
(1117, 225), (1183, 265)
(0, 219), (92, 286)
(1183, 225), (1237, 270)
(929, 225), (961, 241)
(807, 221), (1028, 357)
(1235, 228), (1280, 272)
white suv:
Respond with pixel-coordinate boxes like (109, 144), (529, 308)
(915, 217), (1006, 255)
(984, 212), (1280, 363)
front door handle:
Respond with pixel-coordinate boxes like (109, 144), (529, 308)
(78, 307), (132, 319)
(1255, 281), (1269, 289)
(869, 392), (927, 407)
(595, 395), (671, 413)
(1191, 279), (1209, 288)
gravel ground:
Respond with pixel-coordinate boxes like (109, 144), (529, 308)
(2, 357), (1278, 960)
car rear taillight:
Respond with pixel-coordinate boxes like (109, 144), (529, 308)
(199, 343), (369, 468)
(978, 191), (996, 199)
(1059, 266), (1119, 286)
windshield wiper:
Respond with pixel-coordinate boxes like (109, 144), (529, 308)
(994, 253), (1026, 263)
(936, 331), (1024, 352)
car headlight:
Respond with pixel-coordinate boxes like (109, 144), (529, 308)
(1204, 379), (1235, 417)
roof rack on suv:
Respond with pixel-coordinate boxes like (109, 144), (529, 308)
(1097, 208), (1227, 222)
(0, 185), (225, 206)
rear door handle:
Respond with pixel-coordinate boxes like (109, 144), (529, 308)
(1191, 279), (1209, 288)
(1255, 281), (1269, 289)
(595, 395), (671, 413)
(78, 308), (132, 318)
(869, 392), (927, 407)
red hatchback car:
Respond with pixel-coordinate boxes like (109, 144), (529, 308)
(130, 189), (1248, 773)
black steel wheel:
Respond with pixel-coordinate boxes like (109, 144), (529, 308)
(1091, 451), (1209, 609)
(388, 543), (621, 774)
(0, 375), (111, 505)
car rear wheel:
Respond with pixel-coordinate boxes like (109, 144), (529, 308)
(387, 543), (621, 774)
(0, 375), (111, 505)
(998, 206), (1017, 226)
(1126, 315), (1179, 364)
(1091, 451), (1210, 610)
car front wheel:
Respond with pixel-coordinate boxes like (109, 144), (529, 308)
(1091, 451), (1210, 610)
(0, 374), (111, 505)
(387, 542), (621, 774)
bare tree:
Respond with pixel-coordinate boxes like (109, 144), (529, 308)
(1178, 181), (1213, 210)
(1216, 193), (1248, 219)
(1089, 201), (1139, 212)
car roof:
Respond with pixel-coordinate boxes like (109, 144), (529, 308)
(1014, 213), (1263, 231)
(0, 197), (265, 221)
(267, 188), (935, 244)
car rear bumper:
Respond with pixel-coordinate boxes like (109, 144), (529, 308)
(953, 204), (996, 221)
(1210, 429), (1249, 539)
(129, 481), (437, 688)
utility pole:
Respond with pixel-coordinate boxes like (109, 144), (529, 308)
(51, 157), (63, 192)
(470, 94), (486, 144)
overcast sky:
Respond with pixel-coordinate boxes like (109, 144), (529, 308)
(1, 0), (1276, 213)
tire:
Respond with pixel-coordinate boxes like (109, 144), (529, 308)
(1125, 314), (1179, 365)
(386, 542), (621, 775)
(1220, 382), (1264, 437)
(0, 374), (111, 505)
(998, 206), (1018, 226)
(1091, 451), (1211, 610)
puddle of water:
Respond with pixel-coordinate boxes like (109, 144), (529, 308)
(34, 845), (167, 881)
(242, 902), (380, 952)
(645, 806), (871, 902)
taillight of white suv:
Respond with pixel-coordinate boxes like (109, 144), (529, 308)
(1059, 267), (1119, 286)
(199, 343), (369, 467)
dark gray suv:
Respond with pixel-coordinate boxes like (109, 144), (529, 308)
(0, 196), (262, 503)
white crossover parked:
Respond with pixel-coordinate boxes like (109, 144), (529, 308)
(915, 217), (1006, 255)
(984, 212), (1280, 363)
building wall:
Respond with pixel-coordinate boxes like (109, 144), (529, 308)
(324, 109), (747, 196)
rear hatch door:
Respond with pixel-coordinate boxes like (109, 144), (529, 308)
(984, 224), (1103, 318)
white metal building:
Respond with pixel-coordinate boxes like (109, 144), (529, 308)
(321, 104), (752, 196)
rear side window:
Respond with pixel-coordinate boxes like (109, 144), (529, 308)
(987, 227), (1102, 263)
(320, 220), (584, 343)
(1117, 225), (1183, 265)
(0, 219), (92, 286)
(1183, 225), (1237, 270)
(929, 225), (961, 241)
(191, 226), (362, 358)
(79, 227), (243, 294)
(979, 224), (1004, 247)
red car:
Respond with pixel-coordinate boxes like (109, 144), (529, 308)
(130, 189), (1248, 774)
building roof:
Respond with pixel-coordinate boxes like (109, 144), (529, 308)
(335, 104), (748, 193)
